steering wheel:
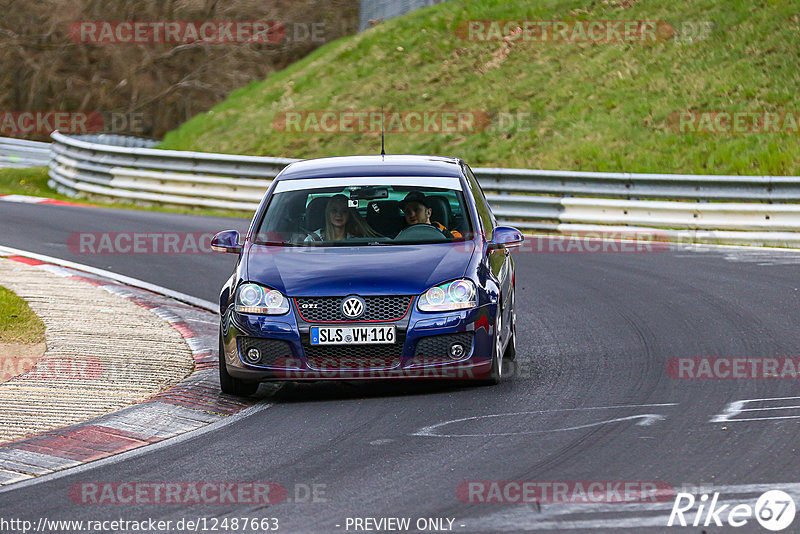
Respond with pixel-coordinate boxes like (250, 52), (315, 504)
(303, 230), (323, 242)
(394, 223), (449, 242)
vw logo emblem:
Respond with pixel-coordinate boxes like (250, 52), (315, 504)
(341, 296), (366, 319)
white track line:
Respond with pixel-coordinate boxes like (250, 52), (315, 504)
(0, 246), (275, 492)
(0, 244), (217, 312)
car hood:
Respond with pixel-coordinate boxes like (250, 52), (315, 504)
(246, 242), (475, 296)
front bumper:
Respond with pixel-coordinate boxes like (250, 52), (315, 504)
(220, 299), (496, 381)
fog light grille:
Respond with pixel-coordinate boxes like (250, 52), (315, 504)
(237, 337), (296, 367)
(411, 332), (474, 365)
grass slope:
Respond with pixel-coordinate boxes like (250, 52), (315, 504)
(159, 0), (800, 175)
(0, 168), (60, 198)
(0, 285), (45, 344)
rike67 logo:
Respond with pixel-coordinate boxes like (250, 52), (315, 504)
(668, 490), (796, 531)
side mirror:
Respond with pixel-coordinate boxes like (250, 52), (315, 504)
(488, 226), (524, 250)
(211, 230), (242, 253)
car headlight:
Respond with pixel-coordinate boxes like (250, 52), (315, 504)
(417, 279), (477, 312)
(235, 283), (290, 315)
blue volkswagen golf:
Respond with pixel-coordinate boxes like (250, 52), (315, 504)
(211, 155), (523, 395)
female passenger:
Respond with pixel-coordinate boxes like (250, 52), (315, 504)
(310, 194), (378, 241)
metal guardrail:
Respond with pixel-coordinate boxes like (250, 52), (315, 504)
(48, 131), (295, 211)
(477, 167), (800, 202)
(41, 131), (800, 247)
(0, 137), (51, 168)
(359, 0), (451, 31)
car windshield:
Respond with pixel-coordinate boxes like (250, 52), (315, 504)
(253, 177), (474, 246)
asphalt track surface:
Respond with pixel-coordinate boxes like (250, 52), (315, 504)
(1, 201), (800, 533)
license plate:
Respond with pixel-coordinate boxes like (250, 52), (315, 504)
(310, 326), (396, 345)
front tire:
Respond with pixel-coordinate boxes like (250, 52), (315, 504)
(219, 336), (259, 396)
(478, 301), (504, 386)
(504, 288), (517, 361)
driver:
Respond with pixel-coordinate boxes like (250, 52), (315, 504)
(399, 191), (462, 239)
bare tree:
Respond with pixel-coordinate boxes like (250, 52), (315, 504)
(0, 0), (358, 139)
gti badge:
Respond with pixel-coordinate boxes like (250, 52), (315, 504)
(341, 296), (366, 319)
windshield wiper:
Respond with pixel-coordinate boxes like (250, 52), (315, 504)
(255, 240), (294, 247)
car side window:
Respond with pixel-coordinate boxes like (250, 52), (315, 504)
(464, 165), (494, 240)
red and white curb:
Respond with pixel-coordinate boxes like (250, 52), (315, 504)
(0, 251), (260, 487)
(0, 194), (91, 208)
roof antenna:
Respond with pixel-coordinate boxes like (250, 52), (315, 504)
(380, 104), (386, 158)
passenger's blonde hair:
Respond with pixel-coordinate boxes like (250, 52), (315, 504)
(323, 194), (379, 240)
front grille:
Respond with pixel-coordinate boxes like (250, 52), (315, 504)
(303, 335), (405, 370)
(238, 337), (298, 367)
(410, 332), (474, 365)
(295, 296), (412, 323)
